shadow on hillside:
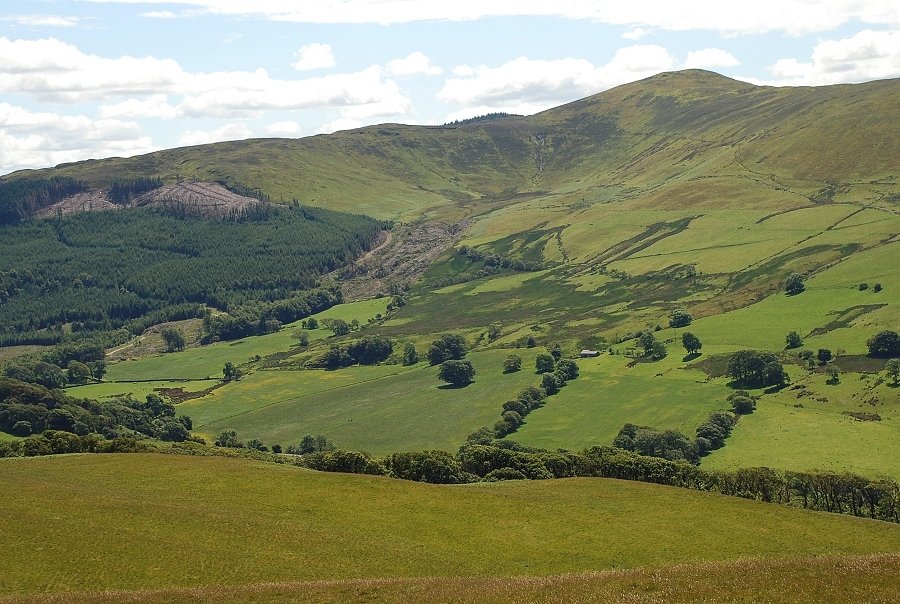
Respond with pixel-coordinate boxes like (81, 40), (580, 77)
(682, 352), (702, 362)
(437, 382), (473, 390)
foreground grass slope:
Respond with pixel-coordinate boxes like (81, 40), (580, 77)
(6, 555), (898, 604)
(2, 454), (899, 597)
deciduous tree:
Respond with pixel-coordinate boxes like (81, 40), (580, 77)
(438, 359), (475, 387)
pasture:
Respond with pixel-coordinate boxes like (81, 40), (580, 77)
(703, 369), (900, 479)
(187, 348), (541, 454)
(510, 354), (729, 450)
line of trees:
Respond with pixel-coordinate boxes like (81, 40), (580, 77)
(108, 176), (163, 204)
(3, 431), (899, 524)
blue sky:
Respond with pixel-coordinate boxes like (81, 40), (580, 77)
(1, 1), (898, 174)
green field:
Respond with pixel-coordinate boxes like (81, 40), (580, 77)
(104, 298), (390, 381)
(2, 454), (899, 599)
(65, 380), (214, 402)
(703, 368), (900, 479)
(510, 354), (729, 450)
(185, 348), (541, 453)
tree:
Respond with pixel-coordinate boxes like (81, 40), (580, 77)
(535, 353), (555, 374)
(438, 359), (475, 387)
(246, 438), (267, 451)
(555, 359), (579, 381)
(649, 340), (667, 361)
(321, 345), (351, 369)
(346, 336), (393, 365)
(873, 283), (883, 293)
(867, 330), (899, 358)
(525, 335), (536, 348)
(730, 395), (755, 415)
(295, 331), (310, 347)
(638, 331), (657, 357)
(784, 273), (806, 296)
(727, 350), (786, 387)
(304, 317), (319, 329)
(541, 372), (561, 395)
(215, 428), (242, 448)
(886, 359), (900, 385)
(669, 308), (693, 328)
(503, 354), (522, 373)
(157, 418), (189, 442)
(487, 322), (502, 342)
(288, 434), (335, 455)
(32, 362), (66, 389)
(785, 331), (803, 349)
(402, 342), (419, 366)
(817, 348), (833, 364)
(143, 393), (175, 417)
(66, 361), (91, 384)
(90, 360), (107, 381)
(160, 326), (185, 352)
(222, 362), (242, 382)
(427, 334), (468, 365)
(329, 319), (350, 336)
(549, 343), (562, 360)
(681, 332), (702, 355)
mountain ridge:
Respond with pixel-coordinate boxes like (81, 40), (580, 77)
(4, 69), (898, 222)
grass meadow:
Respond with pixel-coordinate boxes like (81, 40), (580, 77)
(2, 454), (899, 599)
(187, 348), (541, 453)
(6, 555), (897, 604)
(510, 354), (729, 451)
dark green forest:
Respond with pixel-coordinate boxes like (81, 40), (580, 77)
(0, 177), (88, 224)
(0, 204), (387, 345)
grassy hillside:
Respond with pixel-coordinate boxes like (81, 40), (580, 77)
(6, 71), (898, 222)
(2, 454), (899, 599)
(5, 556), (899, 604)
(2, 69), (897, 479)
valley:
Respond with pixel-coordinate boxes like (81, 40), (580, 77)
(1, 70), (899, 601)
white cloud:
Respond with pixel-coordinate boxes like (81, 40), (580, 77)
(1, 15), (81, 28)
(82, 1), (900, 34)
(683, 48), (740, 69)
(0, 38), (413, 120)
(0, 103), (155, 173)
(385, 52), (442, 76)
(264, 120), (303, 136)
(177, 123), (254, 146)
(99, 95), (179, 119)
(452, 65), (475, 76)
(438, 46), (675, 108)
(316, 118), (363, 134)
(760, 29), (900, 85)
(622, 27), (650, 40)
(139, 11), (179, 19)
(292, 43), (336, 71)
(0, 37), (183, 102)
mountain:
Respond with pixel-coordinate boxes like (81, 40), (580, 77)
(4, 70), (898, 222)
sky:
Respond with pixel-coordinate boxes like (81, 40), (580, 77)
(1, 1), (899, 175)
